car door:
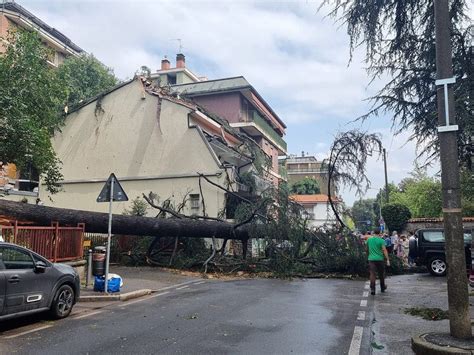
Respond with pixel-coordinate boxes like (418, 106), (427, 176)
(1, 246), (50, 315)
(0, 263), (5, 316)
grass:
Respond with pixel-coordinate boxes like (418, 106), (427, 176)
(404, 307), (449, 321)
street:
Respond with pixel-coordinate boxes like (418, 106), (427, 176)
(0, 277), (374, 355)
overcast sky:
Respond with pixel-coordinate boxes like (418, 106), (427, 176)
(20, 0), (441, 205)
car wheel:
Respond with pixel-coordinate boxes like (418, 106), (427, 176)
(50, 284), (75, 319)
(428, 256), (447, 276)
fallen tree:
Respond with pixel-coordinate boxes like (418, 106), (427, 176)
(0, 199), (250, 241)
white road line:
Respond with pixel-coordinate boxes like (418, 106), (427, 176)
(73, 310), (103, 320)
(348, 326), (364, 355)
(362, 291), (369, 298)
(364, 284), (369, 289)
(176, 285), (189, 290)
(360, 299), (367, 307)
(151, 279), (203, 293)
(120, 291), (170, 307)
(3, 324), (53, 339)
(357, 311), (366, 321)
(193, 281), (206, 285)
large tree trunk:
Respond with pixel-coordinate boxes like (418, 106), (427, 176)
(0, 200), (249, 241)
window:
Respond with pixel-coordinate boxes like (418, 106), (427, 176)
(190, 194), (200, 210)
(0, 247), (34, 270)
(423, 230), (472, 243)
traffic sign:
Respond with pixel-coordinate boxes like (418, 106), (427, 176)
(96, 173), (128, 202)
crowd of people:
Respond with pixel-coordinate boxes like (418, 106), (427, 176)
(360, 230), (417, 267)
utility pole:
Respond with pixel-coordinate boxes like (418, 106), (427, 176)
(382, 148), (389, 204)
(434, 0), (471, 339)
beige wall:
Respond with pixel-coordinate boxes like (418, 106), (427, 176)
(45, 79), (229, 217)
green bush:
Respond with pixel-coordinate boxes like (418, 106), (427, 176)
(381, 203), (411, 233)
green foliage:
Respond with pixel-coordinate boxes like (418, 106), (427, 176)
(351, 199), (376, 233)
(123, 197), (148, 217)
(290, 177), (321, 195)
(310, 234), (368, 276)
(404, 307), (449, 321)
(381, 203), (411, 233)
(238, 171), (257, 193)
(322, 0), (472, 168)
(57, 53), (118, 109)
(0, 29), (65, 194)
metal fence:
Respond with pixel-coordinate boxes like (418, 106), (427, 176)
(0, 221), (85, 262)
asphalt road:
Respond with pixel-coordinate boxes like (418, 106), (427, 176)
(0, 278), (374, 355)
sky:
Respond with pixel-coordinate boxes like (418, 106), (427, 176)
(19, 0), (441, 205)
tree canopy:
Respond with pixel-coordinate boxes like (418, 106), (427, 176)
(0, 30), (65, 193)
(322, 0), (472, 169)
(381, 203), (411, 233)
(0, 29), (119, 194)
(57, 53), (118, 109)
(290, 177), (321, 195)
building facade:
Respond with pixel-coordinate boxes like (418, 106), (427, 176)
(43, 77), (254, 219)
(290, 194), (339, 228)
(283, 154), (330, 195)
(153, 54), (287, 187)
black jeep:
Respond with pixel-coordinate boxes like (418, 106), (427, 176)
(410, 228), (472, 276)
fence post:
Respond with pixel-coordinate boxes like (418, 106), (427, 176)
(53, 222), (59, 262)
(13, 220), (18, 244)
(78, 223), (85, 259)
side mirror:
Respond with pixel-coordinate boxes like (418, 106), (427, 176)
(34, 260), (47, 273)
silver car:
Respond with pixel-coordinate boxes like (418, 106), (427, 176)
(0, 242), (80, 321)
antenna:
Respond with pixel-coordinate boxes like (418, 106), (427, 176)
(172, 38), (183, 53)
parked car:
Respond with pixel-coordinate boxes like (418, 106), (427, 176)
(410, 228), (472, 276)
(0, 242), (80, 321)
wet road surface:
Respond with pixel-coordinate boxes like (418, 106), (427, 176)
(0, 278), (374, 354)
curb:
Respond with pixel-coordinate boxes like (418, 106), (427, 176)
(79, 289), (152, 303)
(412, 333), (474, 355)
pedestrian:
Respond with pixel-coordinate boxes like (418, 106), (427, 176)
(408, 232), (417, 267)
(384, 233), (393, 253)
(367, 229), (390, 295)
(400, 235), (409, 266)
(390, 231), (399, 254)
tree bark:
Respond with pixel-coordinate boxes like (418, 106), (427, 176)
(0, 200), (249, 241)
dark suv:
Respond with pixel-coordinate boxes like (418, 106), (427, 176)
(0, 242), (80, 321)
(411, 228), (472, 276)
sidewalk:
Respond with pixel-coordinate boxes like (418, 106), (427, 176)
(80, 266), (202, 301)
(370, 273), (474, 354)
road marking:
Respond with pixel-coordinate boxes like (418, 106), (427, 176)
(357, 311), (366, 321)
(360, 300), (367, 307)
(3, 324), (53, 339)
(348, 326), (363, 355)
(193, 281), (206, 285)
(73, 310), (103, 320)
(364, 284), (369, 289)
(362, 291), (369, 298)
(150, 279), (204, 293)
(120, 291), (170, 307)
(176, 285), (189, 290)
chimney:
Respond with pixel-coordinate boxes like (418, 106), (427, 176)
(161, 58), (170, 70)
(176, 53), (185, 68)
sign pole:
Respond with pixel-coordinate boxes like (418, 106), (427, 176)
(104, 176), (114, 294)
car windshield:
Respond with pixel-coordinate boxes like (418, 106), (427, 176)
(423, 230), (472, 242)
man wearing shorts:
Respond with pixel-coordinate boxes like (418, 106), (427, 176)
(367, 229), (390, 295)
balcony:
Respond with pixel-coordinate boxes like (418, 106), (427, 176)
(230, 111), (287, 154)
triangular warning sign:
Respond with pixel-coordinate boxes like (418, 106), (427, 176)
(96, 173), (129, 203)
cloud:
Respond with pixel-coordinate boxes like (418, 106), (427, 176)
(18, 0), (435, 206)
(22, 0), (374, 123)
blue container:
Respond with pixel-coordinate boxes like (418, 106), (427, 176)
(94, 276), (121, 293)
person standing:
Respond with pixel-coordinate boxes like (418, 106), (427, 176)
(390, 231), (399, 254)
(367, 229), (390, 295)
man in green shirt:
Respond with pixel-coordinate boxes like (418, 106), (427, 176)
(367, 229), (390, 295)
